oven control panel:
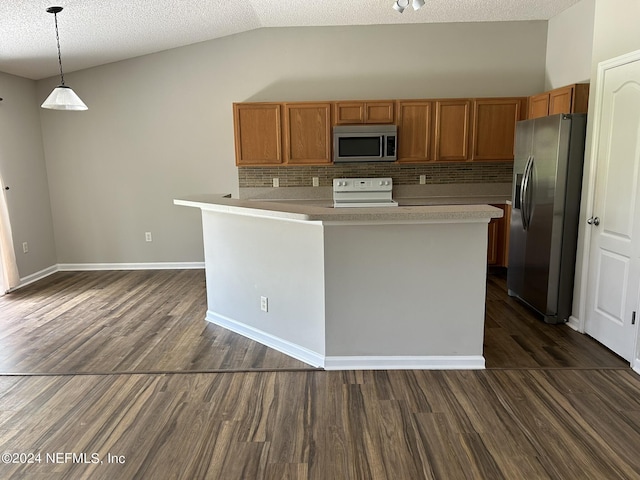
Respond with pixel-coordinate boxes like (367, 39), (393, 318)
(333, 177), (393, 192)
(332, 177), (397, 208)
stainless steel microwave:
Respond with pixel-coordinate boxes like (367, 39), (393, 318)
(333, 125), (397, 163)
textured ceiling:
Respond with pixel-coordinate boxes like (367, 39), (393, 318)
(1, 0), (581, 80)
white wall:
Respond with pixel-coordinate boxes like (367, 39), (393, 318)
(37, 22), (547, 265)
(323, 222), (487, 357)
(545, 0), (595, 90)
(202, 211), (326, 358)
(590, 0), (640, 64)
(0, 72), (57, 279)
(573, 0), (640, 331)
(196, 205), (490, 368)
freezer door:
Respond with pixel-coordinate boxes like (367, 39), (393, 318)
(520, 115), (572, 316)
(507, 119), (534, 297)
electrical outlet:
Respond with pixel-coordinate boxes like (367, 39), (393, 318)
(145, 232), (152, 242)
(419, 175), (426, 185)
(22, 242), (28, 254)
(312, 177), (319, 187)
(260, 296), (268, 312)
(272, 178), (279, 188)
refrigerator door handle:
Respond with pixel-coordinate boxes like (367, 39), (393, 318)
(525, 156), (535, 229)
(520, 156), (529, 228)
(521, 155), (533, 230)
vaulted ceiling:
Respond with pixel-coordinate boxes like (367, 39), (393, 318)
(1, 0), (581, 80)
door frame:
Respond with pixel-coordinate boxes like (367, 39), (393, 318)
(574, 48), (640, 373)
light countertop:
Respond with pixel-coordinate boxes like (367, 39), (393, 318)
(174, 194), (503, 223)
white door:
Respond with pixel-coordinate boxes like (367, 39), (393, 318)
(585, 52), (640, 362)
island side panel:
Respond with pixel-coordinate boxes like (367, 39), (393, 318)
(323, 221), (488, 363)
(201, 210), (326, 362)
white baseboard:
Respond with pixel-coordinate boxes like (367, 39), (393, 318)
(57, 262), (205, 271)
(15, 264), (59, 290)
(324, 355), (485, 370)
(10, 262), (204, 292)
(206, 310), (486, 371)
(567, 315), (582, 332)
(206, 310), (325, 368)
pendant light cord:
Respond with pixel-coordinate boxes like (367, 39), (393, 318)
(53, 11), (65, 86)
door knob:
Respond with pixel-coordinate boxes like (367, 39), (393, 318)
(587, 217), (600, 226)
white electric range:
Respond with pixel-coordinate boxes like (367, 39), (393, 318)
(332, 177), (398, 208)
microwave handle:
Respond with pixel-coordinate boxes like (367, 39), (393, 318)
(380, 135), (385, 157)
(384, 135), (395, 158)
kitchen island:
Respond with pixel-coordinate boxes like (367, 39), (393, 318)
(174, 195), (502, 370)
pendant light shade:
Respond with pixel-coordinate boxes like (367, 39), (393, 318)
(41, 6), (87, 111)
(41, 85), (87, 111)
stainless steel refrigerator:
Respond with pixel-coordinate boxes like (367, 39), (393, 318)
(507, 113), (587, 324)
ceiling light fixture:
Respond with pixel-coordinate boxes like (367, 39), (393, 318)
(393, 0), (425, 13)
(413, 0), (426, 10)
(41, 6), (87, 111)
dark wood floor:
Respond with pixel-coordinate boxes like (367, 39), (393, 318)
(0, 269), (627, 374)
(0, 270), (638, 479)
(0, 270), (312, 374)
(484, 272), (628, 369)
(1, 369), (640, 479)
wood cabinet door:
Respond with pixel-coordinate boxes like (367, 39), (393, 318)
(284, 103), (332, 165)
(233, 103), (283, 166)
(487, 217), (501, 265)
(528, 93), (550, 119)
(365, 101), (395, 123)
(548, 85), (574, 115)
(529, 84), (589, 119)
(396, 101), (432, 163)
(487, 204), (508, 266)
(571, 83), (590, 114)
(472, 98), (524, 161)
(334, 101), (395, 124)
(434, 100), (471, 162)
(334, 102), (365, 124)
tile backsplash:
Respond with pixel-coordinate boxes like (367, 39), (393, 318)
(238, 162), (513, 188)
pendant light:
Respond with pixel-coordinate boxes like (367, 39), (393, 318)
(41, 6), (88, 111)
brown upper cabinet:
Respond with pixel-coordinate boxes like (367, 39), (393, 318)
(434, 100), (471, 162)
(397, 97), (526, 163)
(396, 101), (433, 163)
(233, 102), (332, 166)
(528, 94), (550, 119)
(528, 83), (590, 119)
(233, 103), (283, 166)
(283, 103), (332, 165)
(334, 101), (395, 125)
(234, 96), (530, 166)
(471, 98), (526, 161)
